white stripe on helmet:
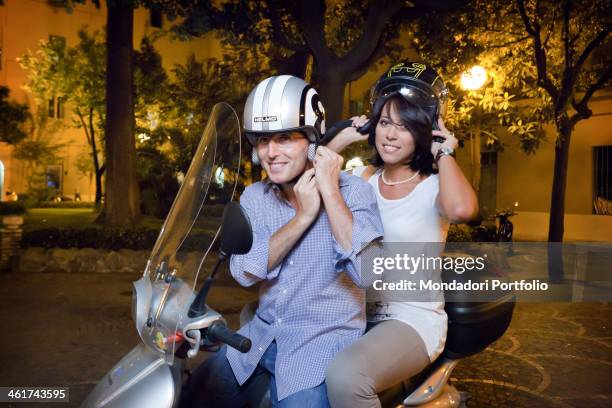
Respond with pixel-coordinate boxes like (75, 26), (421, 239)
(251, 76), (273, 131)
(267, 75), (292, 131)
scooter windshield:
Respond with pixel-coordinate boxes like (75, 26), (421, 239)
(133, 102), (241, 361)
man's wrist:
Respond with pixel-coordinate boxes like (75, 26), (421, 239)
(294, 211), (316, 228)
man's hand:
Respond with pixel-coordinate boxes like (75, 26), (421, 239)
(293, 168), (321, 223)
(313, 146), (344, 197)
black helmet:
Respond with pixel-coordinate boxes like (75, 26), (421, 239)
(370, 61), (449, 126)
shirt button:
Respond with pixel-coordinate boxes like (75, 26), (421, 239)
(277, 318), (282, 324)
(259, 347), (263, 351)
(282, 289), (287, 294)
(289, 260), (294, 265)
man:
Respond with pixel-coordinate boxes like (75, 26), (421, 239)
(185, 75), (383, 407)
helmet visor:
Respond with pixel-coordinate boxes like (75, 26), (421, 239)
(370, 78), (440, 109)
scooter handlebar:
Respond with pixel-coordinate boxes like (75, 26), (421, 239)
(207, 320), (252, 353)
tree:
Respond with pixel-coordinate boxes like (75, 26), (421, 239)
(12, 106), (66, 201)
(20, 29), (107, 205)
(50, 0), (157, 225)
(410, 0), (610, 244)
(0, 86), (29, 145)
(170, 0), (467, 123)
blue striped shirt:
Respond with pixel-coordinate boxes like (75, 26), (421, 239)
(226, 172), (383, 400)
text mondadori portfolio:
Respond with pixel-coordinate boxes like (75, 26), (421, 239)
(372, 279), (549, 291)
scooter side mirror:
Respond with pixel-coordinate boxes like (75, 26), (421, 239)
(188, 202), (253, 318)
(219, 202), (253, 257)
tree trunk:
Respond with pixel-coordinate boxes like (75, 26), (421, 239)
(548, 120), (572, 242)
(317, 71), (347, 127)
(547, 118), (572, 282)
(97, 2), (140, 225)
(87, 109), (104, 206)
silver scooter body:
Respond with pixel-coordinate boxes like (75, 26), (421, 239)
(81, 102), (243, 408)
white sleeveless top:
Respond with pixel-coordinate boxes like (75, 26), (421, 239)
(353, 166), (449, 362)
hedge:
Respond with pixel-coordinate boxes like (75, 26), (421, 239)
(0, 201), (26, 215)
(34, 201), (96, 209)
(21, 226), (216, 251)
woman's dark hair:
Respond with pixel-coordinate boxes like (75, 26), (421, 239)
(368, 95), (435, 174)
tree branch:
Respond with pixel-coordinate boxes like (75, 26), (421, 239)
(339, 0), (405, 72)
(543, 7), (557, 48)
(563, 0), (572, 69)
(299, 0), (335, 62)
(268, 3), (309, 53)
(572, 26), (611, 78)
(516, 0), (559, 101)
(575, 65), (612, 116)
(488, 36), (530, 48)
(75, 108), (92, 145)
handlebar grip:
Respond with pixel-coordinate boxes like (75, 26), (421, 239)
(320, 120), (369, 145)
(207, 320), (252, 353)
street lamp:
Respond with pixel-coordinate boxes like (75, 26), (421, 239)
(460, 65), (487, 91)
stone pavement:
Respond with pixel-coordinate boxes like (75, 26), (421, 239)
(0, 271), (610, 407)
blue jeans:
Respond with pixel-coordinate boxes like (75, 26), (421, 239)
(182, 341), (329, 408)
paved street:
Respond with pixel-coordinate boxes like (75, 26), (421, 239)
(0, 270), (610, 407)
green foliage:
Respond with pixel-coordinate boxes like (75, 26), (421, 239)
(410, 0), (610, 153)
(0, 86), (29, 145)
(446, 224), (475, 242)
(136, 146), (179, 217)
(23, 172), (56, 203)
(0, 202), (26, 216)
(169, 1), (466, 122)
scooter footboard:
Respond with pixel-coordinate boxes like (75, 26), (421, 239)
(81, 343), (182, 408)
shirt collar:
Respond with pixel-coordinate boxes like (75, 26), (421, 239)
(262, 171), (351, 195)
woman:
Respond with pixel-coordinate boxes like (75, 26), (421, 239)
(325, 61), (478, 408)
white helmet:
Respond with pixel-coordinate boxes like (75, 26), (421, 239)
(244, 75), (326, 165)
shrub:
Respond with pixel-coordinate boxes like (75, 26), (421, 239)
(447, 224), (475, 242)
(34, 201), (96, 209)
(21, 226), (216, 251)
(0, 201), (26, 215)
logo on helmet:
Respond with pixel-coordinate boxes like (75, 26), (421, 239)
(254, 116), (279, 123)
(388, 62), (427, 79)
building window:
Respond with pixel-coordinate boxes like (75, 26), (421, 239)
(46, 164), (62, 191)
(150, 8), (163, 28)
(593, 145), (612, 215)
(48, 98), (55, 118)
(48, 96), (64, 119)
(57, 96), (64, 118)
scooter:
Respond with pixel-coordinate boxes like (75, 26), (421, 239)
(81, 106), (515, 408)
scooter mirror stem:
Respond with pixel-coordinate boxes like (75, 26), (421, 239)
(188, 253), (227, 318)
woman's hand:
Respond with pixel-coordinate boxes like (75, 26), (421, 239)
(431, 117), (459, 157)
(327, 115), (370, 153)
